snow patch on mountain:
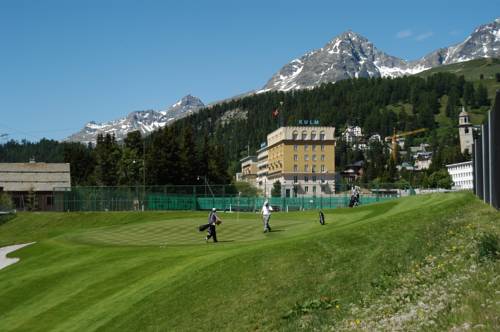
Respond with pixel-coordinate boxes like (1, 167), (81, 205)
(66, 95), (205, 144)
(261, 17), (500, 92)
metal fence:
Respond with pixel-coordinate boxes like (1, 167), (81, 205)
(473, 90), (499, 210)
(53, 183), (409, 212)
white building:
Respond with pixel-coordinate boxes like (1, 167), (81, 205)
(342, 126), (363, 143)
(446, 161), (473, 190)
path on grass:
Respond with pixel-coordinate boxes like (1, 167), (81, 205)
(0, 242), (35, 271)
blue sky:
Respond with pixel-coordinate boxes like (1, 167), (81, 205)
(0, 0), (498, 141)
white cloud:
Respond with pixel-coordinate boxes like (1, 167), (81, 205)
(415, 31), (434, 41)
(396, 29), (413, 39)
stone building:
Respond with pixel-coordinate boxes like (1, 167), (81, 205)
(0, 162), (71, 210)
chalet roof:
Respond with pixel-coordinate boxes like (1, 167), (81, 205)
(0, 163), (71, 192)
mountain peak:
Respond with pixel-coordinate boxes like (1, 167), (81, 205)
(336, 30), (367, 41)
(66, 95), (205, 144)
(171, 94), (205, 109)
(261, 18), (500, 92)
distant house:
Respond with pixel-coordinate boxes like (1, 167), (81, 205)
(368, 134), (381, 143)
(414, 152), (432, 170)
(409, 143), (430, 154)
(0, 162), (71, 210)
(341, 160), (364, 183)
(342, 126), (363, 143)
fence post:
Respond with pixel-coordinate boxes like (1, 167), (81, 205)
(482, 122), (490, 204)
(490, 92), (500, 210)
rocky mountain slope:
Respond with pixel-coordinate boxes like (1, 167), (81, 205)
(261, 18), (500, 92)
(66, 95), (204, 144)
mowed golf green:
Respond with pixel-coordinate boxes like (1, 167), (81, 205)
(0, 192), (498, 331)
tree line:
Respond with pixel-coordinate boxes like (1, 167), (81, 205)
(0, 72), (491, 188)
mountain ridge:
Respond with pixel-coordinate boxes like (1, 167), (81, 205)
(67, 17), (500, 144)
(65, 95), (204, 144)
(261, 17), (499, 92)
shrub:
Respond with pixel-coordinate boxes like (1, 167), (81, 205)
(0, 192), (13, 210)
(478, 232), (499, 261)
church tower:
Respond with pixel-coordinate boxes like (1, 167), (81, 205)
(458, 107), (473, 155)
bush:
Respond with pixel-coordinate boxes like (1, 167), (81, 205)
(0, 192), (13, 210)
(478, 232), (499, 261)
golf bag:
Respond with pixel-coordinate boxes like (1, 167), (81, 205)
(198, 223), (210, 232)
(319, 210), (325, 225)
(348, 195), (359, 208)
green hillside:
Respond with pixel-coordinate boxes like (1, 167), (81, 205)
(0, 193), (498, 331)
(418, 58), (500, 100)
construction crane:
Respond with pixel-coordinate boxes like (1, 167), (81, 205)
(385, 128), (428, 160)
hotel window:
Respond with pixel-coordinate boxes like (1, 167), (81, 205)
(293, 176), (298, 183)
(294, 144), (298, 151)
(321, 164), (325, 172)
(312, 154), (316, 161)
(304, 165), (309, 172)
(312, 175), (317, 182)
(311, 131), (316, 140)
(293, 164), (298, 172)
(292, 131), (298, 140)
(305, 186), (309, 193)
(294, 154), (298, 161)
(302, 131), (307, 140)
(312, 165), (316, 173)
(321, 144), (325, 151)
(312, 186), (316, 194)
(304, 154), (309, 161)
(304, 176), (309, 182)
(304, 144), (308, 151)
(320, 131), (325, 140)
(321, 154), (325, 161)
(312, 144), (316, 151)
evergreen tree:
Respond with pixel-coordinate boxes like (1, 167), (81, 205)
(271, 180), (282, 197)
(463, 81), (475, 106)
(63, 142), (96, 185)
(94, 134), (121, 186)
(177, 126), (198, 185)
(475, 83), (489, 106)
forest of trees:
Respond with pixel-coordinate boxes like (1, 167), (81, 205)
(0, 72), (491, 188)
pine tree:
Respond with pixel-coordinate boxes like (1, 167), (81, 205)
(475, 83), (489, 106)
(94, 134), (121, 186)
(271, 180), (282, 197)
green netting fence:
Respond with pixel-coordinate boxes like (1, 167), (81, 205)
(53, 184), (410, 212)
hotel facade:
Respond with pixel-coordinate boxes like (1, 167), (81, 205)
(240, 126), (336, 197)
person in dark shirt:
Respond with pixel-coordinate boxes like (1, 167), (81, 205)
(206, 208), (222, 242)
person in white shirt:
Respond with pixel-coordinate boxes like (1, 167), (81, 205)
(261, 200), (273, 233)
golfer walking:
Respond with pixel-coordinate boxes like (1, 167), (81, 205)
(261, 200), (273, 233)
(206, 208), (221, 242)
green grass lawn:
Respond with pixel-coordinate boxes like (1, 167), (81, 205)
(0, 192), (498, 331)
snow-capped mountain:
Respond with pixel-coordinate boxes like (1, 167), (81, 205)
(66, 95), (204, 144)
(261, 18), (500, 92)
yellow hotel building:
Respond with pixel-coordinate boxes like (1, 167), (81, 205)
(246, 126), (336, 197)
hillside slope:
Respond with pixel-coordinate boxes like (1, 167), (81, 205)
(0, 193), (498, 331)
(417, 58), (500, 99)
